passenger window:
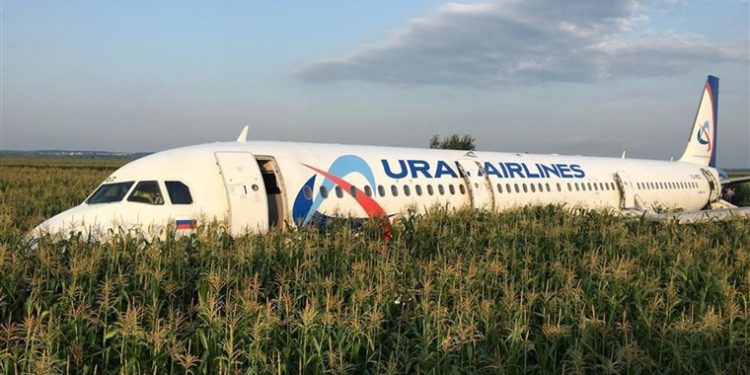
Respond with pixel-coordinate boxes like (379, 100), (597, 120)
(567, 182), (572, 191)
(545, 183), (550, 192)
(321, 186), (329, 198)
(514, 184), (520, 193)
(438, 185), (445, 195)
(415, 185), (423, 196)
(449, 185), (456, 195)
(427, 185), (434, 195)
(575, 183), (580, 191)
(497, 184), (503, 193)
(459, 184), (466, 195)
(350, 186), (358, 198)
(128, 181), (165, 205)
(581, 183), (586, 191)
(391, 185), (399, 197)
(506, 183), (512, 193)
(530, 184), (535, 193)
(378, 185), (386, 197)
(556, 183), (561, 192)
(364, 185), (372, 197)
(303, 186), (313, 200)
(335, 186), (344, 198)
(403, 185), (411, 196)
(522, 183), (528, 193)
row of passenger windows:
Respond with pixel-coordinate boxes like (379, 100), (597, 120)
(302, 180), (621, 200)
(302, 183), (468, 200)
(499, 181), (617, 194)
(636, 180), (698, 190)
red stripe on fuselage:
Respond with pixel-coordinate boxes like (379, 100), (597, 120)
(302, 163), (393, 242)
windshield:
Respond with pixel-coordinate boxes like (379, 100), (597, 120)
(128, 181), (164, 205)
(86, 181), (134, 204)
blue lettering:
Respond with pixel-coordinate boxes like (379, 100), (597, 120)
(382, 159), (408, 179)
(535, 163), (546, 178)
(540, 164), (560, 178)
(505, 163), (525, 178)
(556, 164), (572, 178)
(571, 164), (586, 178)
(522, 163), (540, 178)
(435, 161), (458, 178)
(483, 162), (503, 178)
(498, 163), (508, 178)
(408, 160), (432, 178)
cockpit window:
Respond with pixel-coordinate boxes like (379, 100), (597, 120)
(86, 181), (134, 204)
(127, 181), (165, 205)
(165, 181), (193, 204)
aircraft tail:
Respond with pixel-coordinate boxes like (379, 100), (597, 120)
(678, 75), (719, 167)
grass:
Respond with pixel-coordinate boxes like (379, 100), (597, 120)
(0, 157), (749, 374)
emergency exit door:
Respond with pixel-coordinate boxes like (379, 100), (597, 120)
(614, 170), (636, 209)
(214, 152), (269, 234)
(455, 159), (495, 211)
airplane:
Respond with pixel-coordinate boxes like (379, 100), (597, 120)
(33, 75), (750, 241)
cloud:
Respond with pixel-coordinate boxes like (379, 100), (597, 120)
(293, 0), (748, 87)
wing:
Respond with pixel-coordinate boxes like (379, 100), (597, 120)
(624, 207), (750, 223)
(722, 175), (750, 186)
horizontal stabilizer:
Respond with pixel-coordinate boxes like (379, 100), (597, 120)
(722, 175), (750, 186)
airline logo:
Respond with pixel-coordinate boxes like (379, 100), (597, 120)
(292, 155), (392, 241)
(696, 121), (712, 150)
(381, 160), (586, 179)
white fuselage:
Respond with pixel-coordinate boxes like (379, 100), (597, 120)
(36, 141), (719, 237)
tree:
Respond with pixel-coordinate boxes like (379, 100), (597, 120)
(429, 134), (476, 151)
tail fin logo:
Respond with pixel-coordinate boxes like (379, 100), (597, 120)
(696, 121), (712, 150)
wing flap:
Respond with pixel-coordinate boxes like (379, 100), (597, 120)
(629, 207), (750, 223)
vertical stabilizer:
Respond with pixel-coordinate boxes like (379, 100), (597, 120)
(679, 76), (719, 167)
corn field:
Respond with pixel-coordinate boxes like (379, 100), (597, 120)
(1, 157), (749, 374)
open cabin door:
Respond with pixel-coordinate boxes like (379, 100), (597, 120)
(614, 170), (636, 209)
(256, 157), (288, 228)
(214, 152), (269, 234)
(455, 158), (495, 211)
(700, 168), (721, 204)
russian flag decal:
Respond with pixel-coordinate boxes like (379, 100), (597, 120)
(176, 219), (197, 229)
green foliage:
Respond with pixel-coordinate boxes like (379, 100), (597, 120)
(730, 182), (750, 207)
(429, 134), (476, 151)
(1, 158), (750, 374)
(726, 171), (750, 207)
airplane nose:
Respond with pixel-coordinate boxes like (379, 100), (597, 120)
(31, 205), (100, 239)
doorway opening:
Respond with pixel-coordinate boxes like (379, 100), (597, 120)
(256, 158), (287, 228)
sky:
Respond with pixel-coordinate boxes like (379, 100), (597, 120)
(2, 0), (749, 167)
